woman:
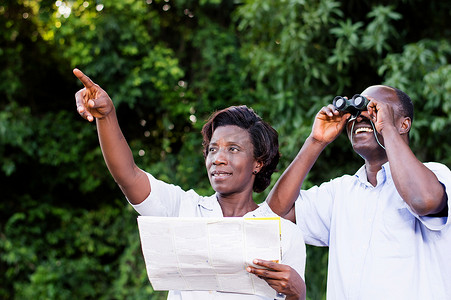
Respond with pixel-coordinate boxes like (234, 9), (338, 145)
(73, 68), (306, 300)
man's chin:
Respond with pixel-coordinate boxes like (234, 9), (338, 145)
(353, 143), (386, 160)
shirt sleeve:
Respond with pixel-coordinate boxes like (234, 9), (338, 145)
(129, 172), (189, 217)
(416, 162), (451, 231)
(294, 180), (336, 247)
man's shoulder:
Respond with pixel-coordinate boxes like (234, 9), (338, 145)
(424, 162), (451, 172)
(324, 172), (358, 185)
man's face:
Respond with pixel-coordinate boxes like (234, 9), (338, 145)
(346, 85), (403, 158)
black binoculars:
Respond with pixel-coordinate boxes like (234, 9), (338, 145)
(333, 94), (369, 116)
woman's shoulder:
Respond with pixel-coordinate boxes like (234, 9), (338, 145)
(250, 202), (303, 238)
(133, 171), (218, 216)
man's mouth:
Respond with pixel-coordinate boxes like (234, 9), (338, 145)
(354, 127), (373, 134)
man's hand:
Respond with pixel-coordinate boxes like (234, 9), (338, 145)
(366, 97), (397, 135)
(246, 259), (306, 300)
(310, 104), (350, 145)
(73, 68), (114, 122)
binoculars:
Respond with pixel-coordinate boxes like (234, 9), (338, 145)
(333, 94), (369, 116)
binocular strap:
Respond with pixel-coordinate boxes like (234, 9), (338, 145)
(348, 116), (386, 150)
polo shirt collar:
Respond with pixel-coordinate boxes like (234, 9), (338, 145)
(198, 194), (220, 211)
(198, 194), (275, 218)
(355, 161), (392, 187)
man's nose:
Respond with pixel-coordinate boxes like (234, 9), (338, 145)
(356, 111), (370, 122)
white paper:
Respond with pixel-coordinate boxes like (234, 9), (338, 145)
(137, 216), (282, 298)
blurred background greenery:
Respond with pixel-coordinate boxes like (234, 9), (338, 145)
(1, 0), (451, 299)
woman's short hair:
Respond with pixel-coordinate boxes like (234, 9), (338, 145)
(201, 105), (280, 193)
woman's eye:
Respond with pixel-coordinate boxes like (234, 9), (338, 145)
(208, 147), (216, 152)
(230, 147), (239, 152)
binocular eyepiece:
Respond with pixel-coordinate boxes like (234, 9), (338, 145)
(333, 94), (369, 116)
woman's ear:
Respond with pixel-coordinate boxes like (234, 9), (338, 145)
(399, 117), (411, 135)
(253, 161), (263, 174)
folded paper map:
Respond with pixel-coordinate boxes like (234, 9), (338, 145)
(137, 216), (282, 299)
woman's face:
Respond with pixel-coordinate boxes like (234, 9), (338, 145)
(205, 125), (261, 196)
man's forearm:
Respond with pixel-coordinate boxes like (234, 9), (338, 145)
(384, 128), (446, 215)
(267, 136), (327, 217)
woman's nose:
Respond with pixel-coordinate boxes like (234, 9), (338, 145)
(213, 149), (227, 165)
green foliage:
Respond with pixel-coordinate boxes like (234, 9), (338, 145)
(380, 39), (451, 164)
(235, 1), (405, 166)
(304, 246), (328, 300)
(1, 0), (451, 299)
(362, 5), (401, 54)
(1, 198), (166, 299)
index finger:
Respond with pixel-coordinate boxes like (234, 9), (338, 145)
(366, 98), (379, 115)
(73, 68), (95, 89)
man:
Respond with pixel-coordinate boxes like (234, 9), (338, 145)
(267, 85), (451, 299)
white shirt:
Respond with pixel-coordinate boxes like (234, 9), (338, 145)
(132, 172), (306, 300)
(295, 162), (451, 300)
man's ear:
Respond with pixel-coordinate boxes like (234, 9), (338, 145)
(400, 117), (411, 135)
